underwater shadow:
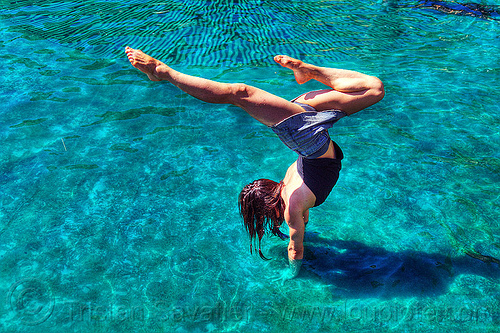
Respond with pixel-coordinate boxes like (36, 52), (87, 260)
(297, 233), (500, 299)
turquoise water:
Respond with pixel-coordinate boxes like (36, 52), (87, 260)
(1, 0), (500, 332)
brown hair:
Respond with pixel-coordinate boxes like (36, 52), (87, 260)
(238, 179), (285, 260)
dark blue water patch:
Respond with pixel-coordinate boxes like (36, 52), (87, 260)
(299, 233), (500, 299)
(416, 1), (500, 20)
(9, 118), (49, 128)
(81, 106), (181, 127)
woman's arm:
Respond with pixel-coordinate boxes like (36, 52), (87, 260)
(282, 181), (314, 279)
(285, 203), (308, 279)
(287, 212), (305, 260)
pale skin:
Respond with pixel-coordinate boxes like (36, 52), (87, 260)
(125, 46), (384, 263)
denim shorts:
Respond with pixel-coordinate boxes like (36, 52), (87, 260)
(270, 102), (347, 159)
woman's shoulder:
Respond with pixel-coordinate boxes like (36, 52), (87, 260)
(283, 168), (316, 211)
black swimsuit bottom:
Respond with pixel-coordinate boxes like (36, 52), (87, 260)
(296, 141), (343, 207)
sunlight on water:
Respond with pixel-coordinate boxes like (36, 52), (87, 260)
(1, 0), (499, 332)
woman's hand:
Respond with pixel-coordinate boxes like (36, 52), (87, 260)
(272, 259), (303, 285)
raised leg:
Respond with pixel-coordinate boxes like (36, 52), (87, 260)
(274, 55), (385, 115)
(125, 47), (303, 127)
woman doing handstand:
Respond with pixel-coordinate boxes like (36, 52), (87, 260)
(125, 47), (385, 277)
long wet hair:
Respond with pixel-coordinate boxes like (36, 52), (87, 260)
(238, 179), (285, 260)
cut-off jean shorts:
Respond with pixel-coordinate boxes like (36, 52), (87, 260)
(270, 102), (347, 159)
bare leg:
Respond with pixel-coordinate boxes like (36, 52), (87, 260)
(125, 47), (303, 126)
(274, 55), (385, 115)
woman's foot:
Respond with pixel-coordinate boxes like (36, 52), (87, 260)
(274, 55), (313, 84)
(125, 46), (163, 81)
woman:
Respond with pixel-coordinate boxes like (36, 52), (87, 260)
(125, 47), (385, 276)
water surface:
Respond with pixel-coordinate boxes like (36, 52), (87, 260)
(1, 0), (499, 332)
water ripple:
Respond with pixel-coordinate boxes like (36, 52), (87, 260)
(4, 0), (421, 66)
